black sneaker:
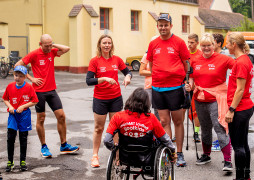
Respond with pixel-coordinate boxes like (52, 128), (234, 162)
(5, 161), (14, 172)
(222, 161), (233, 172)
(193, 132), (201, 143)
(0, 172), (2, 180)
(20, 161), (28, 171)
(196, 154), (211, 165)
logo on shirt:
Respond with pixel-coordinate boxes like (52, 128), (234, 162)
(120, 122), (148, 138)
(208, 64), (215, 70)
(22, 95), (29, 102)
(39, 60), (45, 65)
(100, 67), (106, 72)
(48, 57), (52, 61)
(112, 65), (118, 71)
(195, 65), (202, 70)
(154, 48), (161, 55)
(167, 47), (174, 54)
(12, 98), (17, 104)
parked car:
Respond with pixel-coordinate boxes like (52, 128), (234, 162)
(125, 56), (143, 71)
(222, 40), (254, 58)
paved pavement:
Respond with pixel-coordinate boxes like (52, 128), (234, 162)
(0, 71), (253, 180)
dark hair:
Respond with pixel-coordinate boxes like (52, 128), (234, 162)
(124, 88), (151, 117)
(212, 34), (224, 48)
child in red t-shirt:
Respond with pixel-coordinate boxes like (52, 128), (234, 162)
(2, 66), (38, 172)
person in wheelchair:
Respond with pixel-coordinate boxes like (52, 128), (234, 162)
(104, 88), (175, 178)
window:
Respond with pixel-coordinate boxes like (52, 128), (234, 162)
(100, 8), (109, 30)
(182, 15), (190, 33)
(0, 38), (2, 46)
(131, 11), (139, 31)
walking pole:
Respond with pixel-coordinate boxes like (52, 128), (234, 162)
(186, 60), (199, 160)
(185, 60), (190, 151)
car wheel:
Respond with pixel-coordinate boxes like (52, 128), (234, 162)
(131, 60), (140, 71)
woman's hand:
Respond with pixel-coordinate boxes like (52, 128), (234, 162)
(122, 75), (131, 87)
(225, 110), (234, 123)
(185, 83), (192, 92)
(104, 77), (117, 85)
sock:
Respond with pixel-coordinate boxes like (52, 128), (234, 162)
(202, 142), (211, 156)
(61, 142), (67, 147)
(221, 140), (232, 162)
(42, 144), (47, 148)
(195, 126), (200, 133)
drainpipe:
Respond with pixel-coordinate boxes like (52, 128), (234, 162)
(41, 0), (45, 33)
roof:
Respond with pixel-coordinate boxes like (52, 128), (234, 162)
(199, 8), (244, 30)
(198, 0), (214, 9)
(148, 11), (158, 21)
(69, 4), (98, 17)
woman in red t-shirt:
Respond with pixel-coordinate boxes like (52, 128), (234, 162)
(225, 32), (254, 180)
(86, 35), (132, 168)
(185, 33), (234, 171)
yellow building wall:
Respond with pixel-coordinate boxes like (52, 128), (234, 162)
(0, 0), (42, 57)
(211, 0), (232, 13)
(0, 24), (9, 59)
(28, 25), (43, 52)
(192, 18), (205, 41)
(205, 28), (228, 36)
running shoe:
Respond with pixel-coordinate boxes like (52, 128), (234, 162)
(172, 136), (176, 143)
(193, 132), (201, 143)
(5, 161), (14, 172)
(196, 154), (211, 165)
(20, 161), (28, 171)
(176, 152), (186, 167)
(211, 140), (221, 152)
(41, 145), (52, 158)
(222, 161), (233, 172)
(91, 155), (100, 168)
(60, 143), (79, 154)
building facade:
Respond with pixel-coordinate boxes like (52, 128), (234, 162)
(0, 0), (204, 73)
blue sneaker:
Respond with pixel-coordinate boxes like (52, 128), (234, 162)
(176, 152), (187, 167)
(41, 145), (52, 158)
(211, 140), (221, 152)
(60, 143), (79, 154)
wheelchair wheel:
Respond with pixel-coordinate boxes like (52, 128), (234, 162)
(106, 148), (130, 180)
(154, 146), (175, 180)
(0, 64), (9, 79)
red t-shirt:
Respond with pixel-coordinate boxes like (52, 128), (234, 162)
(22, 48), (60, 92)
(227, 54), (254, 111)
(2, 82), (39, 111)
(189, 49), (202, 64)
(106, 110), (166, 138)
(88, 55), (127, 100)
(191, 53), (235, 102)
(147, 35), (190, 87)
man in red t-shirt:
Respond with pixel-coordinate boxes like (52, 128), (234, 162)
(186, 33), (201, 143)
(146, 14), (190, 167)
(15, 34), (79, 158)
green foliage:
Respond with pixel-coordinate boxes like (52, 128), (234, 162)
(231, 16), (254, 31)
(229, 0), (252, 18)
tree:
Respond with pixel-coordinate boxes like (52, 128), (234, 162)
(229, 0), (252, 18)
(231, 16), (254, 31)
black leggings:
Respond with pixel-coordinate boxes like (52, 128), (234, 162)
(7, 128), (28, 163)
(228, 107), (253, 179)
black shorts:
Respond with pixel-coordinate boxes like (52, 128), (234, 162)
(35, 90), (63, 113)
(152, 88), (184, 111)
(93, 96), (123, 115)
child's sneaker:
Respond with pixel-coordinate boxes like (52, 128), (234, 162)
(5, 161), (14, 172)
(20, 161), (28, 171)
(60, 143), (79, 154)
(211, 140), (221, 152)
(41, 145), (52, 158)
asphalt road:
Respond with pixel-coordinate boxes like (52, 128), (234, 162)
(0, 71), (253, 180)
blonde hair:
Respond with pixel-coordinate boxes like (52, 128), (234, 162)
(96, 35), (114, 58)
(200, 33), (214, 45)
(228, 32), (249, 53)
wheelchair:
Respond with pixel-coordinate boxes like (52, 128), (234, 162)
(106, 132), (175, 180)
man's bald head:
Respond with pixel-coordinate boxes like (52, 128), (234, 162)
(40, 34), (53, 53)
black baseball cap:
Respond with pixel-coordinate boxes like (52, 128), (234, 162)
(158, 14), (172, 23)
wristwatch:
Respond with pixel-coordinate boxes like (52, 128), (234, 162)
(229, 107), (235, 112)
